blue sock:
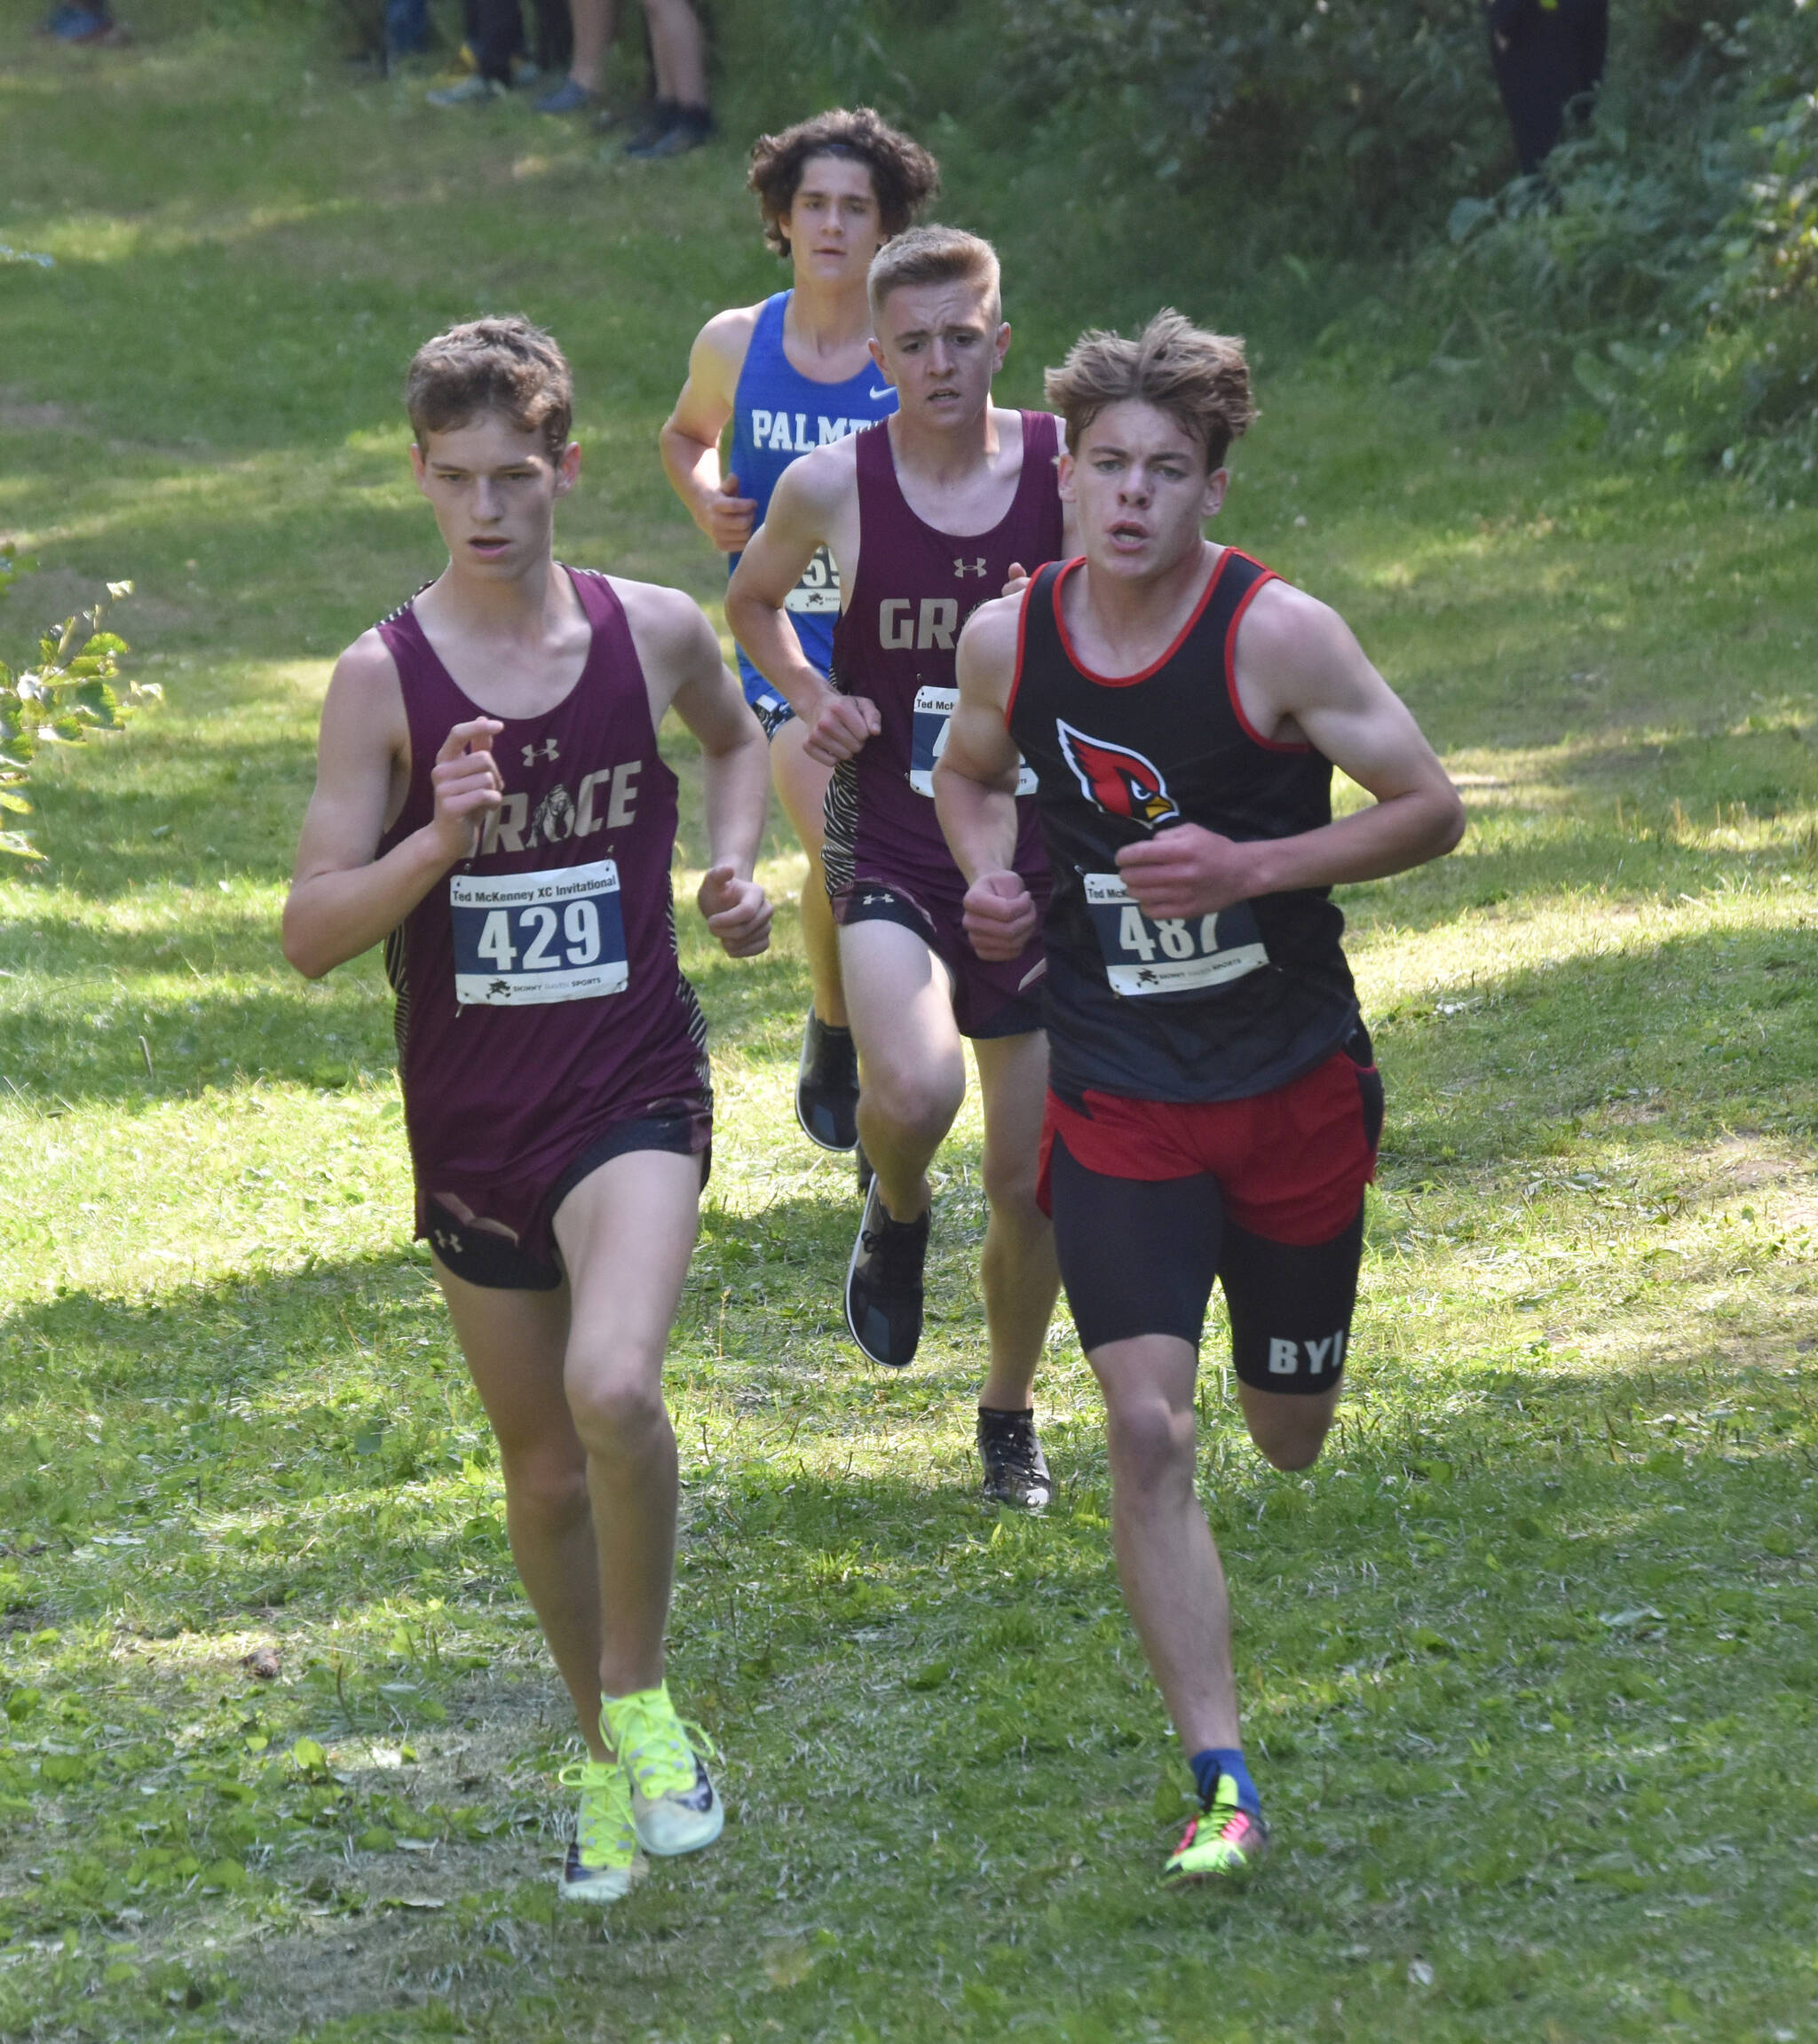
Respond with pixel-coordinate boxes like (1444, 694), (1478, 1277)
(1190, 1746), (1260, 1815)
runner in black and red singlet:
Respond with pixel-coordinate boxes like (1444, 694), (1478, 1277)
(937, 311), (1465, 1881)
(283, 318), (775, 1908)
(727, 226), (1071, 1510)
(660, 110), (939, 1160)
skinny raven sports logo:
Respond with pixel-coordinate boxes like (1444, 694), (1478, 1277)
(1055, 720), (1180, 828)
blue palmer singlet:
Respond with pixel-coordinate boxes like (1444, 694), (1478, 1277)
(726, 289), (897, 726)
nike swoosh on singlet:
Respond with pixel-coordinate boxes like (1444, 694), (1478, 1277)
(868, 387), (892, 400)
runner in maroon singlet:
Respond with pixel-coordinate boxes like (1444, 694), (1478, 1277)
(726, 226), (1072, 1510)
(283, 319), (774, 1906)
(937, 312), (1464, 1882)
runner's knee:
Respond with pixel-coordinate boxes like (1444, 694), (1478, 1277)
(1103, 1385), (1197, 1493)
(859, 1063), (964, 1145)
(980, 1139), (1043, 1221)
(565, 1354), (670, 1454)
(498, 1442), (590, 1531)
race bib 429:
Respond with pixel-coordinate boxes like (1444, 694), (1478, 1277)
(1084, 872), (1269, 996)
(451, 859), (628, 1007)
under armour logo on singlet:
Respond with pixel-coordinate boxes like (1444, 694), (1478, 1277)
(523, 737), (560, 767)
(953, 557), (987, 578)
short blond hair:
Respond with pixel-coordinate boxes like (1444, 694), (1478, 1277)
(867, 225), (1001, 329)
(1045, 310), (1256, 471)
(405, 316), (573, 459)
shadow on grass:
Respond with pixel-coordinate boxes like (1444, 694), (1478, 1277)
(1365, 919), (1818, 1165)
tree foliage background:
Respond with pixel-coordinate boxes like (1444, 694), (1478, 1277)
(706, 0), (1818, 494)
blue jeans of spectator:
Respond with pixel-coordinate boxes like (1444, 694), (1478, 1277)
(386, 0), (429, 54)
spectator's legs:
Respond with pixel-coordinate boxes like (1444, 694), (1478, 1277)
(1568, 0), (1608, 107)
(566, 0), (615, 91)
(464, 0), (525, 82)
(530, 0), (573, 75)
(384, 0), (429, 56)
(1490, 29), (1564, 176)
(644, 0), (707, 109)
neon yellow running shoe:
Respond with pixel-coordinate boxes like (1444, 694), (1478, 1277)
(1163, 1776), (1269, 1884)
(557, 1757), (644, 1903)
(602, 1684), (723, 1858)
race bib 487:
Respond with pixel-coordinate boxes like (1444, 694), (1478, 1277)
(451, 859), (628, 1007)
(1084, 872), (1269, 996)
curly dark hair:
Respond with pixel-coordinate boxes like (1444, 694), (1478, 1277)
(747, 107), (940, 259)
(405, 316), (573, 458)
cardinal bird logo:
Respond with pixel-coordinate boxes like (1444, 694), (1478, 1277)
(1055, 719), (1181, 828)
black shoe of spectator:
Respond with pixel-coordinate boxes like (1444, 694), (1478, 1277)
(625, 102), (714, 158)
(620, 99), (677, 152)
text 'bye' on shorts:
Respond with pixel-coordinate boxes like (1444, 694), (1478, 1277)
(426, 1092), (712, 1293)
(833, 875), (1047, 1040)
(1040, 1028), (1382, 1391)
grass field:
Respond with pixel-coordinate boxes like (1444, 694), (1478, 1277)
(4, 9), (1818, 2040)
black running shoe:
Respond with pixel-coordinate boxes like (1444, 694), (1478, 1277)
(795, 1007), (859, 1152)
(843, 1177), (928, 1368)
(977, 1407), (1052, 1510)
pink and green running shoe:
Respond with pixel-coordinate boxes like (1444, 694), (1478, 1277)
(1163, 1775), (1269, 1884)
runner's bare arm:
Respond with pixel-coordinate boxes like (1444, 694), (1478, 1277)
(659, 308), (761, 552)
(624, 583), (773, 960)
(936, 596), (1039, 962)
(282, 633), (504, 980)
(723, 446), (878, 766)
(1116, 584), (1466, 921)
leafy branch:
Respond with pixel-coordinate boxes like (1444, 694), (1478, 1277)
(0, 544), (160, 860)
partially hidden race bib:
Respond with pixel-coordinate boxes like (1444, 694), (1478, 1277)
(908, 685), (1038, 798)
(785, 543), (841, 617)
(451, 858), (628, 1007)
(1084, 872), (1269, 996)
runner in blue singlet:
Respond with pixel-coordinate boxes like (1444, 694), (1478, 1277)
(722, 291), (897, 738)
(660, 108), (939, 1160)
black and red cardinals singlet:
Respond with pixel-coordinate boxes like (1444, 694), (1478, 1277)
(825, 411), (1063, 901)
(375, 568), (711, 1251)
(1008, 548), (1358, 1105)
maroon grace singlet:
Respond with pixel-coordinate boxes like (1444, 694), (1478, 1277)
(824, 411), (1063, 908)
(375, 568), (710, 1256)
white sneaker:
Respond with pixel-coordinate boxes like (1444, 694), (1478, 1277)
(557, 1757), (644, 1902)
(602, 1683), (723, 1857)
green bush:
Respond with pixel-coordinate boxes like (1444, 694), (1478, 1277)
(1431, 4), (1818, 490)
